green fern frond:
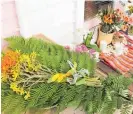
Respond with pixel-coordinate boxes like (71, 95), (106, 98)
(120, 103), (132, 114)
(48, 84), (67, 106)
(2, 94), (26, 114)
(5, 36), (96, 74)
(5, 36), (26, 51)
(58, 86), (76, 111)
(3, 36), (133, 114)
(27, 83), (50, 108)
(37, 83), (59, 107)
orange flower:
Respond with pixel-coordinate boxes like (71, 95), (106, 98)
(124, 16), (129, 22)
(103, 15), (113, 24)
(1, 50), (20, 74)
(108, 19), (113, 24)
(121, 24), (128, 31)
(109, 14), (115, 18)
(103, 15), (109, 23)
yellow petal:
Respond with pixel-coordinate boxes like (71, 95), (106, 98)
(51, 74), (60, 82)
(19, 88), (25, 95)
(57, 75), (64, 82)
(24, 91), (30, 100)
(10, 82), (17, 89)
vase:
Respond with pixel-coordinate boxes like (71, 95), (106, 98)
(97, 26), (114, 46)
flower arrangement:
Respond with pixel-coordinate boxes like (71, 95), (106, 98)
(2, 36), (133, 114)
(98, 6), (133, 33)
(98, 6), (121, 34)
(2, 50), (53, 99)
(2, 50), (100, 98)
(97, 6), (133, 45)
(116, 8), (133, 24)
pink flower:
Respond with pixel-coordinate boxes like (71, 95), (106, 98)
(64, 45), (70, 50)
(80, 44), (88, 51)
(129, 17), (133, 25)
(89, 49), (96, 55)
(75, 44), (88, 53)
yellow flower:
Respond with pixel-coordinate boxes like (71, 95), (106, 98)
(20, 55), (30, 63)
(10, 82), (20, 93)
(12, 71), (19, 81)
(10, 82), (18, 90)
(57, 74), (65, 82)
(24, 91), (30, 100)
(51, 73), (61, 82)
(11, 64), (20, 81)
(51, 73), (66, 82)
(19, 87), (25, 95)
(51, 62), (77, 82)
(30, 52), (37, 59)
(10, 83), (25, 95)
(15, 50), (21, 54)
(33, 64), (41, 71)
(65, 72), (72, 77)
(25, 68), (29, 72)
(28, 63), (34, 70)
(2, 73), (7, 82)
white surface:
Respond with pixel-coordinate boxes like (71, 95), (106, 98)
(100, 40), (107, 52)
(73, 0), (85, 44)
(15, 0), (85, 45)
(91, 25), (99, 43)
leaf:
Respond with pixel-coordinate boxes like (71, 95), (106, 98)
(76, 78), (86, 85)
(87, 44), (101, 52)
(2, 93), (26, 114)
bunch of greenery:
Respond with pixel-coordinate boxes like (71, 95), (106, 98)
(2, 36), (133, 114)
(2, 75), (133, 114)
(5, 36), (96, 74)
(1, 50), (55, 99)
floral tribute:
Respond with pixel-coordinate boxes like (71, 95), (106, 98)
(1, 36), (133, 114)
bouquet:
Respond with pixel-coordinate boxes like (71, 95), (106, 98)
(98, 6), (122, 34)
(98, 6), (133, 33)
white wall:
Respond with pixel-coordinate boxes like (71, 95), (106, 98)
(15, 0), (85, 45)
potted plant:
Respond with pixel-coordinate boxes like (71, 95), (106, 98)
(97, 6), (121, 45)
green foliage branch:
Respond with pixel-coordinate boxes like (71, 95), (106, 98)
(2, 36), (133, 114)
